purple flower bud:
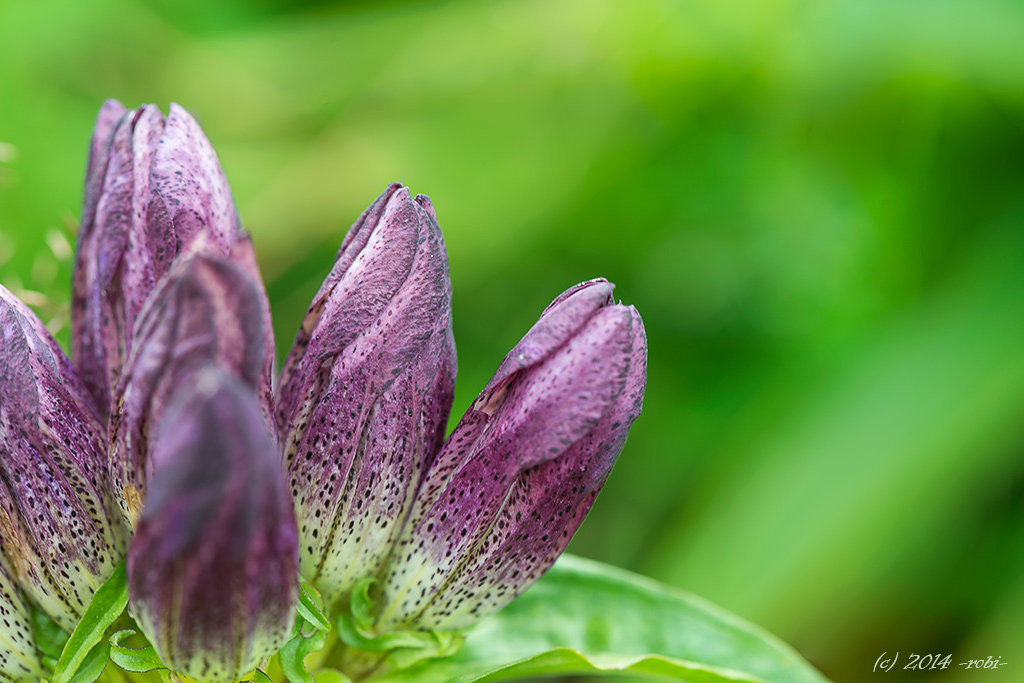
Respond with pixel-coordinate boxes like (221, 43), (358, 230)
(109, 250), (274, 527)
(0, 563), (45, 680)
(276, 183), (455, 607)
(127, 369), (298, 683)
(73, 100), (260, 417)
(0, 286), (127, 632)
(378, 279), (646, 631)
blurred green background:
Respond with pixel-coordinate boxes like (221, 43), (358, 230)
(2, 0), (1022, 681)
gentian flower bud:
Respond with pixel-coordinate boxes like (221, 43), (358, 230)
(0, 286), (126, 632)
(378, 279), (646, 631)
(72, 99), (259, 416)
(109, 249), (274, 526)
(0, 564), (45, 681)
(277, 183), (455, 607)
(127, 369), (298, 683)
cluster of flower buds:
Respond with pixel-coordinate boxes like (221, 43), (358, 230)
(0, 99), (646, 682)
(2, 101), (293, 680)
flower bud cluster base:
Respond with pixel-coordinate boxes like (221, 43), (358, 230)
(0, 100), (646, 683)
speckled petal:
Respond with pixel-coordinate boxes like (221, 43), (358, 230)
(378, 282), (646, 631)
(142, 104), (241, 258)
(0, 286), (126, 632)
(73, 106), (134, 415)
(277, 184), (455, 607)
(0, 564), (44, 682)
(72, 100), (258, 417)
(78, 99), (126, 250)
(0, 478), (75, 631)
(128, 370), (298, 683)
(109, 250), (274, 527)
(473, 278), (615, 413)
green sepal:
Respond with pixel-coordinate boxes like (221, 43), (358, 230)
(296, 580), (331, 633)
(336, 576), (464, 673)
(386, 631), (465, 671)
(337, 614), (462, 657)
(279, 628), (328, 683)
(52, 561), (129, 683)
(107, 629), (168, 672)
(348, 576), (375, 632)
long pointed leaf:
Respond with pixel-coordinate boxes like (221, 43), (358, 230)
(371, 555), (827, 683)
(52, 562), (128, 683)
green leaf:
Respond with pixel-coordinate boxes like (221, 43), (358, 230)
(67, 642), (109, 683)
(369, 555), (828, 683)
(51, 562), (129, 683)
(280, 629), (329, 683)
(297, 580), (332, 632)
(107, 629), (167, 672)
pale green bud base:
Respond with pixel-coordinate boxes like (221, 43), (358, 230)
(32, 568), (463, 683)
(25, 555), (829, 683)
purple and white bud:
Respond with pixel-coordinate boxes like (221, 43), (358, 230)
(276, 183), (456, 607)
(0, 286), (126, 631)
(109, 250), (274, 526)
(127, 369), (298, 683)
(72, 99), (261, 417)
(377, 279), (646, 631)
(0, 563), (45, 681)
